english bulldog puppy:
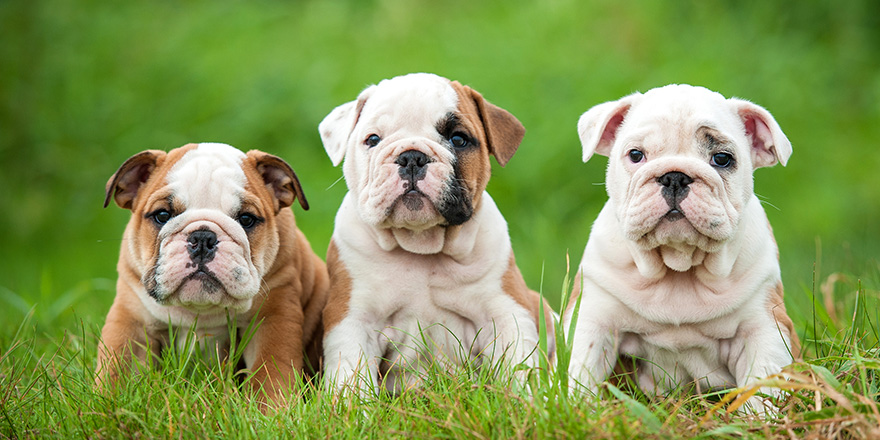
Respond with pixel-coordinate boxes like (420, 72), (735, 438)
(564, 85), (800, 409)
(98, 143), (328, 406)
(318, 73), (553, 394)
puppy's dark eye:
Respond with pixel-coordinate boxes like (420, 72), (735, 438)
(711, 152), (734, 168)
(628, 149), (645, 163)
(450, 134), (469, 149)
(237, 213), (260, 230)
(365, 134), (381, 148)
(150, 210), (172, 226)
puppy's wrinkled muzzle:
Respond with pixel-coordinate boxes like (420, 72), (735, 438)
(396, 150), (431, 187)
(658, 171), (693, 221)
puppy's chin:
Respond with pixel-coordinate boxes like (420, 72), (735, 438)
(173, 273), (225, 304)
(380, 193), (445, 230)
(630, 214), (726, 249)
(146, 264), (260, 313)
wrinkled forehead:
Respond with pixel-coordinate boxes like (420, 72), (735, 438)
(360, 75), (459, 133)
(622, 87), (742, 146)
(166, 143), (247, 211)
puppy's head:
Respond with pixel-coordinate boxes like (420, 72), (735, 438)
(105, 143), (307, 315)
(319, 73), (525, 231)
(578, 85), (791, 267)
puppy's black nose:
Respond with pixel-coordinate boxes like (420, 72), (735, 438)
(187, 229), (218, 265)
(658, 172), (693, 190)
(396, 150), (430, 182)
(658, 171), (693, 207)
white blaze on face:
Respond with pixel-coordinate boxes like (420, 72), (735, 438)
(150, 143), (262, 314)
(168, 143), (247, 212)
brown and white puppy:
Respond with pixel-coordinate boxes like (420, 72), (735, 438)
(319, 73), (552, 394)
(98, 143), (328, 406)
(564, 85), (799, 408)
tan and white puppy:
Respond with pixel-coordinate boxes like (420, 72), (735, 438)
(319, 73), (552, 394)
(564, 85), (799, 406)
(98, 143), (328, 406)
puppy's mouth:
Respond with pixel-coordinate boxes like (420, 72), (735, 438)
(183, 267), (224, 294)
(663, 208), (686, 222)
(399, 189), (426, 211)
(145, 263), (227, 306)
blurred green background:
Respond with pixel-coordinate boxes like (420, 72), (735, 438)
(1, 0), (878, 339)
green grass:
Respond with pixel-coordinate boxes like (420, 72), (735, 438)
(1, 0), (879, 438)
(2, 268), (878, 439)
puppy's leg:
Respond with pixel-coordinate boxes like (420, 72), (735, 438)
(242, 298), (305, 407)
(567, 318), (618, 395)
(479, 303), (542, 375)
(323, 316), (384, 396)
(96, 301), (162, 387)
(729, 318), (794, 415)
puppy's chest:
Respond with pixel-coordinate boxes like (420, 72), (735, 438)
(162, 325), (234, 364)
(356, 252), (499, 306)
(349, 252), (511, 333)
(353, 258), (509, 362)
(622, 321), (736, 354)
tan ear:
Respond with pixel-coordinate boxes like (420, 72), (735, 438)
(466, 86), (525, 167)
(729, 98), (792, 168)
(248, 150), (308, 212)
(318, 86), (375, 167)
(104, 150), (165, 209)
(577, 93), (639, 162)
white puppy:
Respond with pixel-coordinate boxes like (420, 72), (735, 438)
(319, 73), (553, 394)
(565, 85), (799, 407)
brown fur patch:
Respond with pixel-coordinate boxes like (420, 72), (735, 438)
(767, 281), (800, 359)
(449, 81), (494, 213)
(448, 81), (526, 212)
(501, 254), (555, 337)
(321, 239), (353, 334)
(97, 144), (329, 408)
(451, 81), (525, 167)
(245, 150), (309, 212)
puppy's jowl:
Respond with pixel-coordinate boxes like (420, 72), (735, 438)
(319, 73), (553, 394)
(564, 85), (799, 410)
(98, 143), (328, 406)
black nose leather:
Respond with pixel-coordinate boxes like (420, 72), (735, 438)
(187, 229), (218, 265)
(658, 171), (693, 207)
(396, 150), (430, 182)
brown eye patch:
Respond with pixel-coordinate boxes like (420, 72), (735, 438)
(436, 113), (478, 150)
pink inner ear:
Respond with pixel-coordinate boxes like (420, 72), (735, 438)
(744, 114), (772, 150)
(598, 112), (626, 155)
(591, 104), (631, 158)
(744, 113), (777, 167)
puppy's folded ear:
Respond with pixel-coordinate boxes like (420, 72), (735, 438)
(729, 98), (792, 168)
(104, 150), (166, 209)
(577, 93), (640, 162)
(248, 151), (308, 212)
(319, 86), (374, 167)
(466, 87), (525, 167)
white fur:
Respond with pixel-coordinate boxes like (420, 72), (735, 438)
(566, 85), (794, 404)
(323, 193), (540, 393)
(167, 143), (247, 212)
(319, 74), (543, 394)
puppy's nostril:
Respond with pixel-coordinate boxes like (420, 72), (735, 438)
(658, 172), (693, 190)
(188, 230), (217, 248)
(187, 229), (218, 264)
(396, 150), (431, 182)
(396, 150), (430, 169)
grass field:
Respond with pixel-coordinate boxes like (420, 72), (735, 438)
(2, 0), (879, 438)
